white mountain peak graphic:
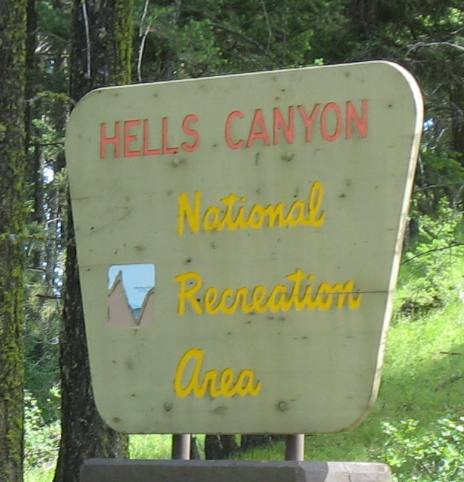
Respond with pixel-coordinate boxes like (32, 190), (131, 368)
(108, 271), (155, 327)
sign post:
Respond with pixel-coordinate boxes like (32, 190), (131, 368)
(285, 434), (305, 461)
(67, 61), (422, 480)
(171, 434), (190, 460)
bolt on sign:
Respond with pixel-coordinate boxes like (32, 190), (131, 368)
(66, 61), (423, 434)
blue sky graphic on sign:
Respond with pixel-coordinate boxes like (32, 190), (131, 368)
(108, 264), (156, 310)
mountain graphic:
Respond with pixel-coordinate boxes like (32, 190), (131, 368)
(107, 271), (155, 327)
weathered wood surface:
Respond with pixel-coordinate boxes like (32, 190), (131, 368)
(66, 61), (423, 434)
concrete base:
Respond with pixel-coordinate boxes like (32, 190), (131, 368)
(81, 459), (392, 482)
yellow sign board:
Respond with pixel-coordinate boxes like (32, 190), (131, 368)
(66, 61), (423, 434)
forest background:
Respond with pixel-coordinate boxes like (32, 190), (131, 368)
(0, 1), (463, 482)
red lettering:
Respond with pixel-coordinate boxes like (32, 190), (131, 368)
(124, 119), (142, 157)
(143, 119), (161, 156)
(320, 103), (342, 142)
(225, 111), (245, 150)
(100, 121), (122, 159)
(273, 107), (295, 145)
(346, 100), (368, 139)
(161, 117), (179, 155)
(297, 105), (320, 143)
(181, 114), (200, 153)
(247, 109), (270, 148)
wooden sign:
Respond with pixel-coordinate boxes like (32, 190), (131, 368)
(66, 61), (423, 434)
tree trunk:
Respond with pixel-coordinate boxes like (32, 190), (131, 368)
(53, 1), (133, 480)
(205, 435), (239, 460)
(241, 434), (276, 451)
(0, 2), (28, 481)
(451, 85), (464, 165)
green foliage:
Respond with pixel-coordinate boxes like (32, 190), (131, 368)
(396, 201), (464, 316)
(24, 164), (65, 420)
(25, 466), (55, 482)
(382, 417), (464, 481)
(134, 0), (346, 81)
(35, 0), (71, 92)
(415, 149), (464, 215)
(23, 0), (69, 426)
(24, 389), (60, 471)
(23, 298), (464, 481)
(306, 297), (464, 480)
(21, 1), (464, 480)
(129, 434), (206, 459)
(129, 434), (172, 459)
(237, 442), (283, 461)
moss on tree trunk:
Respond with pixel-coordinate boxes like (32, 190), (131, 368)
(0, 2), (28, 481)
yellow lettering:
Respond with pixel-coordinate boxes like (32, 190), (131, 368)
(203, 206), (221, 231)
(349, 291), (363, 309)
(287, 269), (307, 310)
(177, 192), (201, 235)
(233, 202), (249, 230)
(174, 347), (204, 398)
(267, 284), (291, 312)
(303, 274), (318, 310)
(251, 285), (268, 313)
(176, 270), (362, 317)
(202, 370), (221, 398)
(174, 348), (262, 399)
(236, 369), (262, 396)
(218, 287), (236, 315)
(232, 287), (254, 314)
(177, 182), (326, 235)
(247, 204), (266, 229)
(315, 282), (334, 311)
(175, 272), (203, 315)
(219, 368), (236, 396)
(220, 193), (241, 230)
(306, 181), (325, 227)
(204, 287), (220, 315)
(262, 203), (286, 227)
(286, 200), (306, 227)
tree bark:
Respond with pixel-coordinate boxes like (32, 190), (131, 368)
(450, 85), (464, 165)
(0, 1), (28, 481)
(205, 435), (239, 460)
(53, 1), (133, 480)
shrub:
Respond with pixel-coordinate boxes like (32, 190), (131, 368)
(24, 388), (60, 470)
(382, 416), (464, 481)
(396, 200), (464, 317)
